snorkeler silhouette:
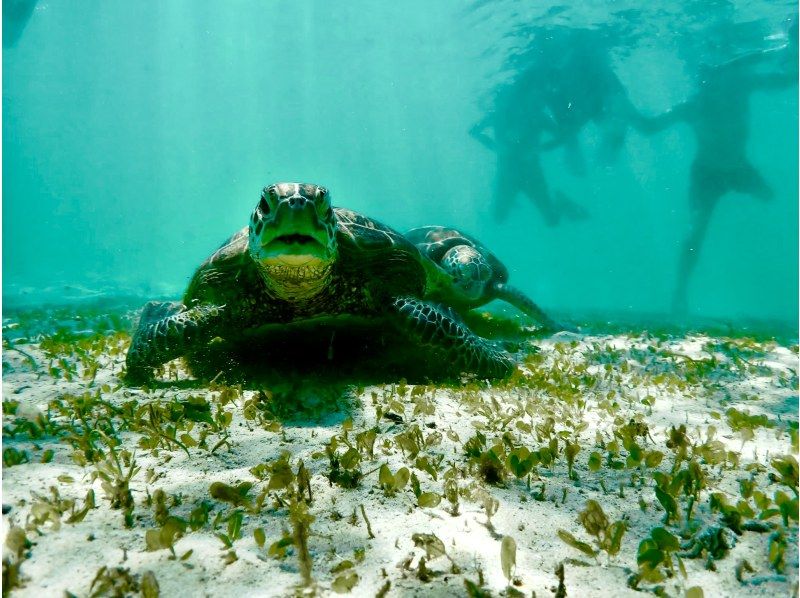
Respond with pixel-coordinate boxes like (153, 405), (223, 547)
(471, 24), (643, 225)
(534, 26), (645, 173)
(641, 18), (797, 313)
(470, 74), (586, 225)
(3, 0), (37, 48)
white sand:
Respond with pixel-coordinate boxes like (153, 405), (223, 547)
(2, 328), (798, 597)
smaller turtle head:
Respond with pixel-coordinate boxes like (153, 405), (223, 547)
(440, 245), (492, 302)
(248, 182), (338, 300)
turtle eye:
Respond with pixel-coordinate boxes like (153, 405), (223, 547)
(259, 192), (271, 215)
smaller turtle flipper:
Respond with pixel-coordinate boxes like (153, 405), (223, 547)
(390, 296), (515, 379)
(492, 283), (577, 333)
(125, 301), (226, 383)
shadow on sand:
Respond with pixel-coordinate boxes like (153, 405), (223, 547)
(133, 312), (545, 424)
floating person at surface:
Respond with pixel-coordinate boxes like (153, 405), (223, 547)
(640, 18), (798, 314)
(2, 0), (37, 48)
(531, 25), (646, 173)
(470, 24), (643, 225)
(470, 73), (586, 226)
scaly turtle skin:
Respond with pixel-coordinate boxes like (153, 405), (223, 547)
(405, 225), (570, 330)
(126, 183), (515, 382)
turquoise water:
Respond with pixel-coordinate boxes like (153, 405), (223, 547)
(3, 1), (798, 331)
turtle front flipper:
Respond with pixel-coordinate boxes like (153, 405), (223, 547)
(125, 301), (226, 383)
(491, 283), (576, 333)
(389, 296), (515, 379)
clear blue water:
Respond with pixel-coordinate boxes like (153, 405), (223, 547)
(3, 1), (798, 332)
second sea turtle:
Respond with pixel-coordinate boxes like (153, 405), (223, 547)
(405, 225), (570, 331)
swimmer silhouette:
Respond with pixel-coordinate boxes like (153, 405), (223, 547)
(641, 20), (797, 313)
(471, 24), (643, 225)
(532, 26), (645, 172)
(470, 74), (586, 226)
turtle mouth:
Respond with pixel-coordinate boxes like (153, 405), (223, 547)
(258, 230), (331, 259)
(264, 233), (326, 255)
(273, 233), (318, 246)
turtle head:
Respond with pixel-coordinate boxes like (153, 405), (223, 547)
(440, 245), (492, 302)
(248, 182), (338, 300)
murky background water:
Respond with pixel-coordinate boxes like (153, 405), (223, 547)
(3, 1), (797, 331)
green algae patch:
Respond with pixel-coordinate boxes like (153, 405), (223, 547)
(1, 304), (798, 597)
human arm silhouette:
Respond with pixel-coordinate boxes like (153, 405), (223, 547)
(726, 44), (797, 91)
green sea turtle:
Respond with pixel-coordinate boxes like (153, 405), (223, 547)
(405, 226), (569, 331)
(125, 183), (515, 383)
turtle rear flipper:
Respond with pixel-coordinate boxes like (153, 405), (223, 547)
(492, 283), (577, 333)
(126, 301), (226, 384)
(389, 296), (515, 379)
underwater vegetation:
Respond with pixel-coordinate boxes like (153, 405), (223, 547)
(2, 303), (798, 596)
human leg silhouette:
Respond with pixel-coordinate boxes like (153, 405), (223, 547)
(732, 161), (774, 201)
(518, 153), (588, 226)
(673, 162), (724, 314)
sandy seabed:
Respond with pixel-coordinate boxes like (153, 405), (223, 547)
(2, 305), (798, 598)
